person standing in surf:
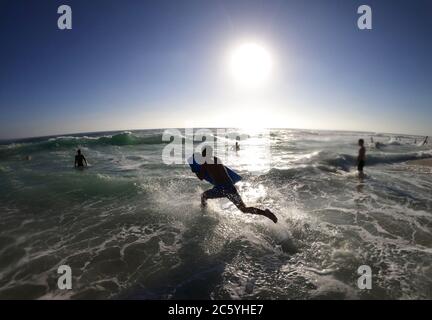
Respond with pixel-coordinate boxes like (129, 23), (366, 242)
(357, 139), (366, 178)
(74, 149), (88, 168)
(196, 147), (277, 223)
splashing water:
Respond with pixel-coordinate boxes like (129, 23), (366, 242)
(0, 129), (431, 299)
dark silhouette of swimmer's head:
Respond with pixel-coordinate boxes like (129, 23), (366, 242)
(358, 139), (364, 146)
(77, 149), (81, 155)
(202, 146), (213, 158)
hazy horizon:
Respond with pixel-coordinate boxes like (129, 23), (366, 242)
(0, 125), (427, 143)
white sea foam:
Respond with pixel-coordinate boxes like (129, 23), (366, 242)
(0, 129), (431, 299)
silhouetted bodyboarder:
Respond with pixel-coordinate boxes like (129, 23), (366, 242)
(74, 149), (88, 168)
(422, 136), (428, 146)
(196, 147), (277, 223)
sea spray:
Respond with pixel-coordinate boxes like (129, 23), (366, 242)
(0, 128), (431, 299)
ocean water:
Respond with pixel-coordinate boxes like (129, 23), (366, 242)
(0, 129), (431, 299)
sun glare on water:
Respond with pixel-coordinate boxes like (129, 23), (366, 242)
(228, 42), (273, 89)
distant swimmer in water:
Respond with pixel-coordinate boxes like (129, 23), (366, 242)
(357, 139), (366, 179)
(422, 136), (428, 146)
(196, 147), (277, 223)
(74, 149), (88, 168)
(231, 137), (240, 152)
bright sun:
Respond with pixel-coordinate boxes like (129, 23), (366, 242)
(229, 42), (273, 88)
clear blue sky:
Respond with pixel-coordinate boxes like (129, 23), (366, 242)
(1, 0), (431, 139)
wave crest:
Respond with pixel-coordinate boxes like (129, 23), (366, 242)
(0, 132), (168, 157)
